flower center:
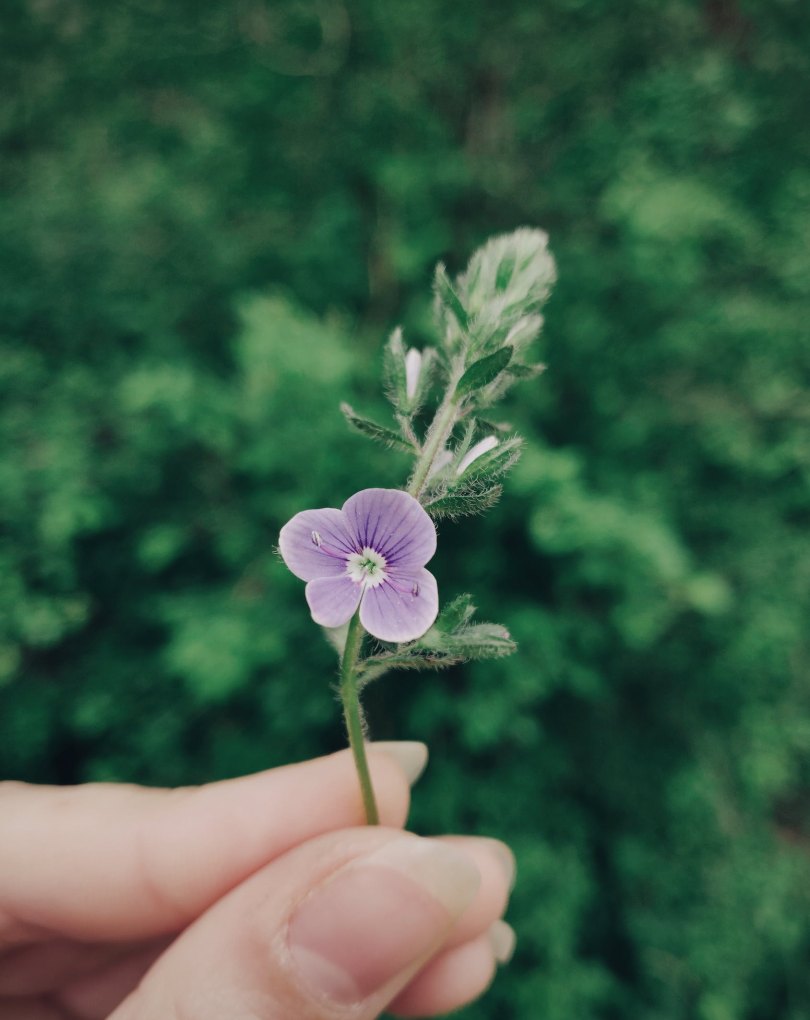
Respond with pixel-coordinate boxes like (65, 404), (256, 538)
(346, 547), (387, 588)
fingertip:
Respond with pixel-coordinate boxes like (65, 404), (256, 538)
(369, 741), (429, 787)
(434, 835), (514, 949)
(360, 744), (416, 828)
(388, 933), (498, 1017)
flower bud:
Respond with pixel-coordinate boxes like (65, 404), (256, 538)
(405, 348), (423, 401)
(457, 436), (499, 475)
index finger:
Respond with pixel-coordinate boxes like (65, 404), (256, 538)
(0, 743), (422, 942)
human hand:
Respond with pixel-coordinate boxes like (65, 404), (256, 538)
(0, 744), (515, 1019)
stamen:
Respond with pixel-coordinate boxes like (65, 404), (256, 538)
(385, 577), (421, 598)
(346, 546), (388, 587)
(311, 529), (349, 560)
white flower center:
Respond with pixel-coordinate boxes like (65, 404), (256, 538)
(346, 547), (388, 588)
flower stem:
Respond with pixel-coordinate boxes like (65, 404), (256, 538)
(339, 609), (379, 825)
(407, 370), (463, 499)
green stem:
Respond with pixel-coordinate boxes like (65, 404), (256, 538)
(340, 609), (379, 825)
(407, 376), (463, 499)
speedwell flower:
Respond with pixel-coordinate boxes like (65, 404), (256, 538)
(279, 487), (439, 643)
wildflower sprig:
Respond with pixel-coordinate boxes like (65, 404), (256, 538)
(279, 228), (556, 823)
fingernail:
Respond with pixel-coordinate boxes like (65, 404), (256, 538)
(483, 838), (517, 892)
(489, 920), (516, 964)
(287, 836), (480, 1006)
(370, 740), (429, 786)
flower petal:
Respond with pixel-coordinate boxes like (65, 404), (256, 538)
(279, 508), (356, 581)
(359, 567), (438, 643)
(305, 575), (362, 628)
(342, 488), (436, 569)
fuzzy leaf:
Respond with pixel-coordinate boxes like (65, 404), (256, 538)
(357, 649), (463, 686)
(458, 436), (523, 481)
(340, 403), (413, 451)
(383, 327), (408, 409)
(506, 362), (547, 380)
(434, 264), (469, 332)
(417, 622), (516, 661)
(426, 485), (503, 519)
(456, 346), (512, 398)
(495, 253), (516, 292)
(442, 623), (516, 660)
(477, 417), (512, 434)
(437, 593), (477, 631)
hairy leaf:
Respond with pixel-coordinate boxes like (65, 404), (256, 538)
(340, 403), (413, 451)
(456, 346), (512, 398)
(426, 484), (503, 519)
(434, 263), (469, 333)
(437, 593), (477, 632)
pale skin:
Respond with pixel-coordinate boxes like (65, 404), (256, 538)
(0, 747), (514, 1019)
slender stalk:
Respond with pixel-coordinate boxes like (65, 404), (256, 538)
(339, 609), (379, 824)
(407, 368), (464, 499)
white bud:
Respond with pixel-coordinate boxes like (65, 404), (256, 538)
(457, 436), (499, 475)
(405, 348), (423, 401)
(427, 448), (454, 479)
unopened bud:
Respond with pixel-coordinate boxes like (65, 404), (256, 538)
(457, 436), (499, 475)
(405, 348), (423, 401)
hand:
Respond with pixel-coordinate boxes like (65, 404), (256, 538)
(0, 744), (515, 1019)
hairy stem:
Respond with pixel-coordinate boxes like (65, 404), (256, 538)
(407, 364), (464, 499)
(339, 609), (379, 825)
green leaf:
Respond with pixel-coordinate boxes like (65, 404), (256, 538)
(495, 253), (516, 292)
(477, 417), (512, 434)
(340, 403), (413, 451)
(437, 593), (477, 632)
(426, 485), (502, 519)
(456, 346), (512, 398)
(417, 622), (517, 661)
(506, 361), (546, 380)
(382, 327), (407, 409)
(434, 263), (469, 332)
(458, 436), (523, 481)
(357, 649), (463, 686)
(445, 623), (516, 660)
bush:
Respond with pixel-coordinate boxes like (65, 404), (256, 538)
(3, 2), (810, 1016)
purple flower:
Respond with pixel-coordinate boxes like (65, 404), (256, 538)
(279, 488), (439, 643)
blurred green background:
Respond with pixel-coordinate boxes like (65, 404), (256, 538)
(3, 1), (810, 1016)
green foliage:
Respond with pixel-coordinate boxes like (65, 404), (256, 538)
(2, 2), (810, 1018)
(456, 346), (514, 399)
(340, 402), (414, 451)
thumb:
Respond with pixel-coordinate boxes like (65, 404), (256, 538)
(111, 828), (481, 1020)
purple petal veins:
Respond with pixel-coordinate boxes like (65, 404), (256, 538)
(279, 488), (439, 642)
(279, 508), (357, 581)
(306, 575), (363, 629)
(359, 567), (439, 643)
(342, 488), (436, 569)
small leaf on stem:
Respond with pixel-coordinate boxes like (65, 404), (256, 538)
(456, 346), (512, 398)
(426, 485), (503, 519)
(340, 403), (413, 451)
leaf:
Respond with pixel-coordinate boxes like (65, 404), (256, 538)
(495, 253), (516, 292)
(477, 417), (513, 434)
(437, 593), (477, 631)
(443, 622), (516, 660)
(340, 403), (413, 451)
(506, 362), (547, 380)
(434, 264), (469, 332)
(456, 346), (512, 398)
(357, 649), (463, 686)
(382, 327), (407, 409)
(426, 485), (503, 519)
(417, 622), (517, 661)
(458, 436), (523, 481)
